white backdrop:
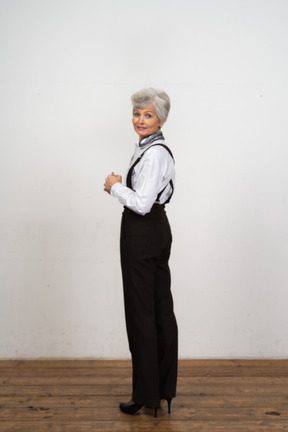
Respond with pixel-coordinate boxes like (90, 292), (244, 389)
(1, 0), (288, 359)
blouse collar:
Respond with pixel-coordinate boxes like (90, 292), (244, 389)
(138, 131), (165, 148)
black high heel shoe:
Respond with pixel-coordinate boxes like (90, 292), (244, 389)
(166, 398), (172, 413)
(119, 399), (172, 417)
(154, 398), (172, 417)
(119, 401), (144, 415)
(160, 398), (172, 413)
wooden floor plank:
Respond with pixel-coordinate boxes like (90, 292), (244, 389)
(1, 366), (288, 378)
(1, 359), (288, 368)
(0, 383), (288, 397)
(0, 405), (287, 421)
(0, 394), (287, 409)
(1, 375), (288, 388)
(0, 384), (288, 398)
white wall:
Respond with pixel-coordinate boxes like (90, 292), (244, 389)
(1, 0), (288, 359)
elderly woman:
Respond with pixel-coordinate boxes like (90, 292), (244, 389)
(104, 88), (178, 417)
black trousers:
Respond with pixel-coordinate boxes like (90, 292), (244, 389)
(120, 204), (178, 408)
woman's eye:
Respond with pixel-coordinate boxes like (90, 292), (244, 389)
(146, 114), (152, 118)
(134, 112), (139, 117)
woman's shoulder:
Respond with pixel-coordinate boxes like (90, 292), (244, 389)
(143, 143), (174, 161)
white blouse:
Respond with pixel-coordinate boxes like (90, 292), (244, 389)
(110, 138), (175, 216)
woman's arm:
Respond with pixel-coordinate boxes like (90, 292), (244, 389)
(108, 147), (173, 215)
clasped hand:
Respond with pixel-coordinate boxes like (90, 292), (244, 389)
(104, 172), (122, 194)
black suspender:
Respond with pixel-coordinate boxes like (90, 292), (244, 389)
(126, 144), (175, 205)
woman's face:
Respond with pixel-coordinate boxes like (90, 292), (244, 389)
(132, 104), (165, 141)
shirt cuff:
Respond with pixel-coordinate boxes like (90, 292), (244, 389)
(110, 182), (122, 197)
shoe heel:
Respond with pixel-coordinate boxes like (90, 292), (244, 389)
(154, 407), (158, 418)
(166, 398), (172, 413)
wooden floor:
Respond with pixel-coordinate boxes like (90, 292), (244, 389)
(0, 360), (287, 431)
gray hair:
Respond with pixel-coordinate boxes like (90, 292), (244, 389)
(131, 87), (171, 122)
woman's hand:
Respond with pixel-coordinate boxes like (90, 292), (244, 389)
(104, 172), (122, 194)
